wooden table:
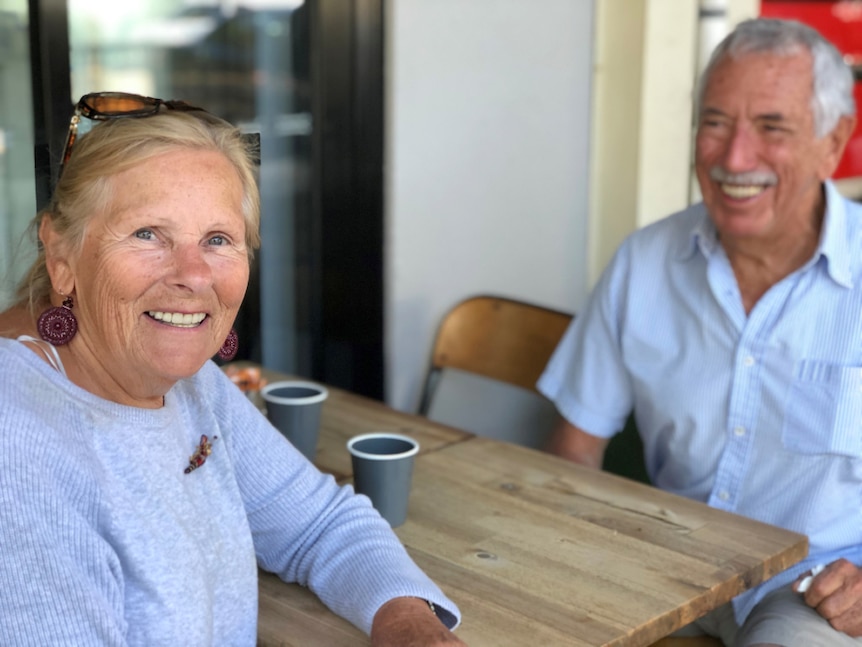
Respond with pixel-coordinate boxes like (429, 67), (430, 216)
(235, 365), (808, 647)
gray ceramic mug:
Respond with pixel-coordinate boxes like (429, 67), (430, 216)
(261, 380), (329, 460)
(347, 433), (420, 527)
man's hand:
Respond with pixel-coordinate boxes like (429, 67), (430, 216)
(370, 597), (467, 646)
(794, 558), (862, 636)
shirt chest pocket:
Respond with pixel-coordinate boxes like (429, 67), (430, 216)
(783, 361), (862, 457)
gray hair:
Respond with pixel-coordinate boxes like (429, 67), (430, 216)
(696, 18), (856, 138)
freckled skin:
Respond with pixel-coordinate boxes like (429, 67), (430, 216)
(43, 149), (250, 408)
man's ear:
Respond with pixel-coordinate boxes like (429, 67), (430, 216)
(818, 114), (857, 181)
(39, 216), (75, 298)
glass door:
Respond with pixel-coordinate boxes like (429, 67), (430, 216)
(66, 0), (311, 372)
(0, 0), (37, 308)
(2, 0), (384, 398)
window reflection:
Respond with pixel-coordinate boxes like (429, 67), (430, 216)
(0, 2), (37, 308)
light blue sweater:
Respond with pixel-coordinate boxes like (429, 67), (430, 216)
(0, 338), (459, 645)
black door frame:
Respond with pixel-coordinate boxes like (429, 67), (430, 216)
(310, 0), (384, 400)
(27, 0), (386, 401)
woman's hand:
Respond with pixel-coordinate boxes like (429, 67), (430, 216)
(370, 597), (467, 646)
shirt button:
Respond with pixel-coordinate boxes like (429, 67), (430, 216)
(743, 356), (755, 367)
(734, 426), (746, 437)
(719, 490), (730, 501)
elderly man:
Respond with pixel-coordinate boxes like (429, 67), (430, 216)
(538, 18), (862, 647)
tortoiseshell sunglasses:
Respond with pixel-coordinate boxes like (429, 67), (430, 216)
(59, 91), (206, 178)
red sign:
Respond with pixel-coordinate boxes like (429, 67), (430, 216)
(760, 1), (862, 178)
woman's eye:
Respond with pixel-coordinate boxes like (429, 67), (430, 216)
(208, 235), (227, 246)
(134, 229), (155, 241)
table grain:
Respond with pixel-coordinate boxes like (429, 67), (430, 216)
(227, 364), (807, 647)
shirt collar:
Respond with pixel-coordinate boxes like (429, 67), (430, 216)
(818, 180), (852, 288)
(680, 181), (852, 288)
(677, 202), (716, 261)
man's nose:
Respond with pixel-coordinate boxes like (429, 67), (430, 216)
(722, 124), (758, 172)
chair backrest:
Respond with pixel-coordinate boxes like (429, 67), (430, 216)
(419, 295), (651, 480)
(419, 295), (573, 415)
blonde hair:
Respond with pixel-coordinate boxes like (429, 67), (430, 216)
(16, 109), (260, 313)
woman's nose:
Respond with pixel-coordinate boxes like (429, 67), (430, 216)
(169, 244), (213, 291)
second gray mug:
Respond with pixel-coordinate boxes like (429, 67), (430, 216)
(347, 432), (420, 527)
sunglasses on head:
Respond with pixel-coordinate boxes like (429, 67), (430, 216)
(59, 91), (207, 178)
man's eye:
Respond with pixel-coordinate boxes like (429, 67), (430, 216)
(135, 229), (155, 240)
(700, 119), (726, 131)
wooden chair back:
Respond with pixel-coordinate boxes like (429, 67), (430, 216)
(419, 295), (573, 414)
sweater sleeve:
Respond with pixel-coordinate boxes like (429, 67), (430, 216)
(200, 365), (461, 634)
(0, 402), (128, 646)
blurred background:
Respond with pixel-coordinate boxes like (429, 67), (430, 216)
(1, 0), (860, 413)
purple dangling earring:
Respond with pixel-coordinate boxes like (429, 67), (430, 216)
(217, 328), (239, 361)
(37, 296), (78, 346)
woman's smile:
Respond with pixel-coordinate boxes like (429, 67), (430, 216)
(147, 310), (208, 327)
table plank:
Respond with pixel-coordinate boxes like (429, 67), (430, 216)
(229, 363), (469, 479)
(315, 385), (468, 480)
(256, 437), (806, 646)
(257, 571), (365, 646)
(237, 365), (808, 646)
(395, 438), (807, 647)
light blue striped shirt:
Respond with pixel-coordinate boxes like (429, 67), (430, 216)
(538, 181), (862, 623)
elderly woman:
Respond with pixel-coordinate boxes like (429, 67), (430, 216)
(0, 93), (463, 646)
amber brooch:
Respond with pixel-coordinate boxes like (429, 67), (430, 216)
(184, 434), (218, 474)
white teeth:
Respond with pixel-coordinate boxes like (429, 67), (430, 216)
(721, 183), (766, 199)
(148, 311), (206, 327)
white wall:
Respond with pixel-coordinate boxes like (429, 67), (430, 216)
(383, 0), (761, 414)
(384, 0), (595, 412)
(588, 0), (759, 285)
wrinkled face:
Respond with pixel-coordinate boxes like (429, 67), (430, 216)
(695, 50), (842, 242)
(61, 148), (249, 388)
